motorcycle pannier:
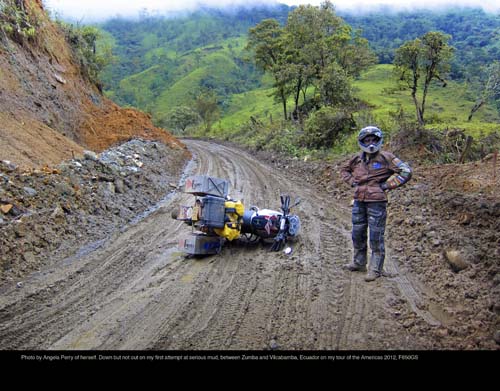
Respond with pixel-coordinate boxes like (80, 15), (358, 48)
(179, 234), (223, 255)
(200, 196), (225, 228)
(184, 175), (229, 198)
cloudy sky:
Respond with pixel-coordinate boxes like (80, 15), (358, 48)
(42, 0), (500, 21)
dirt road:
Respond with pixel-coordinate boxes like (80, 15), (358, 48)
(0, 140), (440, 350)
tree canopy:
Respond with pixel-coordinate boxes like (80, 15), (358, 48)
(394, 31), (454, 125)
(343, 8), (500, 80)
(246, 1), (376, 121)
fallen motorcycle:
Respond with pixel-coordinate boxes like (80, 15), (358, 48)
(173, 175), (301, 255)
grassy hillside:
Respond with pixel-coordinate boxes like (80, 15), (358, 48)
(95, 6), (499, 159)
(353, 64), (500, 135)
(218, 79), (277, 130)
(207, 64), (498, 157)
(218, 64), (500, 128)
(98, 6), (289, 119)
(342, 8), (500, 76)
(102, 33), (263, 127)
(152, 39), (253, 120)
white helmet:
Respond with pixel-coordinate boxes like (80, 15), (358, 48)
(358, 126), (383, 154)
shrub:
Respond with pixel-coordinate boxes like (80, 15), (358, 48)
(302, 106), (356, 149)
(58, 22), (111, 88)
(0, 0), (37, 44)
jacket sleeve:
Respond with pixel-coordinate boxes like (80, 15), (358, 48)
(383, 153), (412, 190)
(340, 156), (357, 186)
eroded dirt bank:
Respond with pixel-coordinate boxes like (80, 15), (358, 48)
(0, 139), (187, 285)
(0, 0), (186, 169)
(0, 140), (498, 350)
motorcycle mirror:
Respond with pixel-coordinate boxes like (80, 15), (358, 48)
(293, 198), (301, 207)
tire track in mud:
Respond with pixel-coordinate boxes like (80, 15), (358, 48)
(174, 142), (438, 349)
(0, 140), (436, 350)
(299, 209), (369, 350)
(152, 141), (294, 350)
(0, 201), (189, 349)
(384, 256), (441, 327)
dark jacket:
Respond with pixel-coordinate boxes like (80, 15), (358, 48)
(340, 150), (412, 202)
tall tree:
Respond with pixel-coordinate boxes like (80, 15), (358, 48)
(246, 1), (375, 120)
(246, 19), (290, 120)
(195, 90), (220, 132)
(468, 61), (500, 121)
(166, 106), (201, 133)
(394, 39), (422, 124)
(284, 1), (375, 115)
(394, 31), (454, 126)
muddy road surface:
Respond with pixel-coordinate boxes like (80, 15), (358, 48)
(0, 140), (439, 350)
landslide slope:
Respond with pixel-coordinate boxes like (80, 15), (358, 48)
(0, 0), (186, 169)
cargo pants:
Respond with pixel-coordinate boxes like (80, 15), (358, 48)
(351, 201), (387, 274)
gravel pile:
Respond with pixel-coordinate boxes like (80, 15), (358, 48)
(0, 139), (187, 284)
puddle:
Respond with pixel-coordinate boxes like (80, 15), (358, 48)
(62, 238), (107, 266)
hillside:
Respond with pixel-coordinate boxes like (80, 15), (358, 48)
(97, 6), (500, 141)
(0, 1), (189, 287)
(343, 8), (500, 76)
(0, 0), (186, 169)
(98, 6), (288, 128)
(353, 64), (500, 128)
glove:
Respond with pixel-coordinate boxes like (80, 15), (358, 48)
(380, 182), (389, 191)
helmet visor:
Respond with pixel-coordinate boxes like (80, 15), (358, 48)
(359, 135), (382, 153)
(360, 135), (381, 146)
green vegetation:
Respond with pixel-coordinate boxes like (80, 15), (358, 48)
(57, 22), (113, 88)
(342, 7), (500, 78)
(165, 106), (201, 134)
(95, 6), (290, 130)
(246, 1), (376, 126)
(394, 31), (454, 126)
(353, 64), (499, 130)
(467, 62), (500, 121)
(0, 0), (37, 43)
(87, 3), (500, 162)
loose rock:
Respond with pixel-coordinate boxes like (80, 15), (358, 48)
(494, 331), (500, 345)
(0, 138), (187, 286)
(0, 204), (13, 214)
(23, 187), (37, 197)
(444, 249), (469, 272)
(83, 150), (99, 162)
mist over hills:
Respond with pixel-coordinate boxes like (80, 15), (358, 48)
(330, 1), (500, 15)
(44, 0), (500, 22)
(44, 0), (287, 22)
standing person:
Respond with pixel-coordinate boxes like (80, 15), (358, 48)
(340, 126), (412, 282)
